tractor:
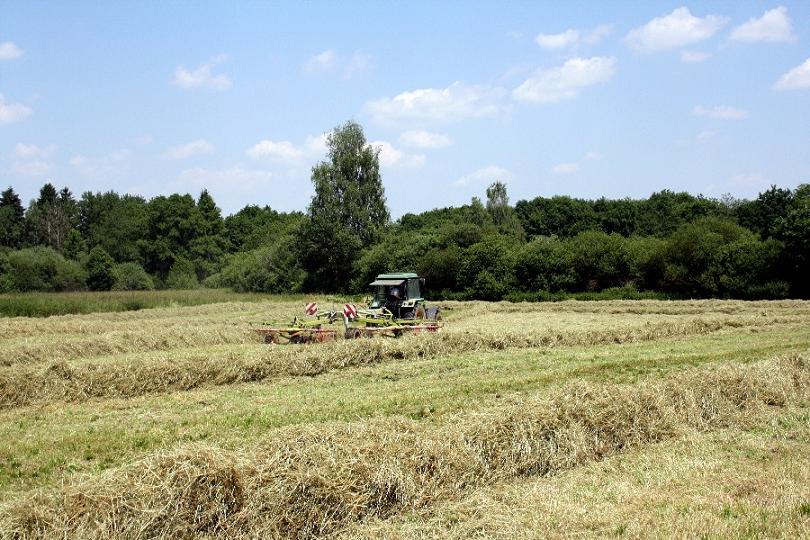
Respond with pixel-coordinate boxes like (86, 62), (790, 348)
(367, 272), (440, 321)
(256, 272), (441, 344)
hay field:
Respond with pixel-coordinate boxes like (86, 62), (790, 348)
(1, 297), (809, 538)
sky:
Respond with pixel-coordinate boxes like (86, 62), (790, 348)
(1, 1), (809, 217)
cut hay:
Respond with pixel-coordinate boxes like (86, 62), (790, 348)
(0, 315), (789, 410)
(2, 355), (807, 539)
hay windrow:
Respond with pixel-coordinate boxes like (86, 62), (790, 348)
(0, 315), (791, 410)
(2, 355), (807, 539)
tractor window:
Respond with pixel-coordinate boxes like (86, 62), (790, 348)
(408, 278), (421, 299)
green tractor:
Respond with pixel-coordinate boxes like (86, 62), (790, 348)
(367, 272), (440, 321)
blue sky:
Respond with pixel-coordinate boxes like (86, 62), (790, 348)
(1, 2), (809, 216)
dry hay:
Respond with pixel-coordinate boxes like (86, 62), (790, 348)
(0, 315), (788, 411)
(2, 355), (807, 539)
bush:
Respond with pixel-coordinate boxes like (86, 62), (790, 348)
(216, 236), (304, 293)
(86, 246), (115, 291)
(567, 231), (630, 291)
(112, 262), (154, 291)
(514, 238), (576, 292)
(458, 236), (520, 300)
(166, 258), (199, 289)
(3, 247), (86, 292)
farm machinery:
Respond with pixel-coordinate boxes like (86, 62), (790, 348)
(256, 272), (442, 344)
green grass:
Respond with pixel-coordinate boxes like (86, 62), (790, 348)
(0, 289), (293, 318)
(1, 298), (809, 538)
(1, 322), (807, 497)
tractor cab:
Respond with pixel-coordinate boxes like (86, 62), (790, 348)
(368, 272), (425, 319)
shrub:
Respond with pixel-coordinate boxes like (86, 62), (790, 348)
(458, 236), (520, 300)
(112, 262), (154, 291)
(514, 238), (576, 293)
(166, 257), (199, 289)
(3, 247), (86, 292)
(86, 246), (115, 291)
(216, 236), (304, 293)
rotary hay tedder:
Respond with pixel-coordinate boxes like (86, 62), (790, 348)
(255, 272), (442, 344)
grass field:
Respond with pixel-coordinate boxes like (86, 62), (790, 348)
(0, 296), (809, 538)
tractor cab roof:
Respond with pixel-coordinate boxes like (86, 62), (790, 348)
(369, 272), (418, 286)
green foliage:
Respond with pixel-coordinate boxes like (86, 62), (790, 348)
(458, 236), (520, 300)
(0, 289), (270, 318)
(111, 262), (154, 291)
(0, 187), (26, 249)
(486, 182), (524, 239)
(567, 231), (630, 291)
(3, 247), (86, 292)
(165, 257), (199, 289)
(86, 246), (115, 291)
(223, 205), (305, 252)
(0, 146), (806, 301)
(515, 195), (597, 238)
(25, 184), (78, 252)
(514, 238), (576, 292)
(300, 121), (390, 292)
(662, 217), (778, 298)
(214, 236), (305, 293)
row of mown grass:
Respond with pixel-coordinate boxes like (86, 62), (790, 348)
(0, 314), (797, 409)
(2, 355), (807, 539)
(338, 408), (810, 539)
(1, 324), (807, 499)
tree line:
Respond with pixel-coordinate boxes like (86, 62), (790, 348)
(1, 121), (808, 300)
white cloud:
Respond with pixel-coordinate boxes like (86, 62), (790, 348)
(552, 162), (580, 175)
(10, 161), (50, 177)
(172, 54), (231, 90)
(454, 165), (511, 187)
(513, 56), (617, 104)
(536, 29), (580, 49)
(0, 94), (32, 124)
(535, 25), (612, 50)
(14, 143), (55, 159)
(70, 150), (131, 177)
(398, 130), (452, 149)
(551, 151), (603, 174)
(370, 141), (425, 168)
(304, 49), (337, 73)
(681, 50), (712, 63)
(303, 133), (329, 156)
(625, 7), (728, 52)
(304, 49), (371, 79)
(692, 105), (749, 120)
(247, 140), (303, 160)
(365, 82), (507, 125)
(0, 41), (24, 60)
(773, 57), (810, 91)
(165, 139), (214, 159)
(730, 6), (795, 43)
(246, 133), (330, 161)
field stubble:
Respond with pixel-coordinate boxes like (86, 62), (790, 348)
(1, 298), (810, 539)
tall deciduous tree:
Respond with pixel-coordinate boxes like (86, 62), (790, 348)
(485, 181), (524, 239)
(300, 121), (390, 292)
(25, 183), (76, 252)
